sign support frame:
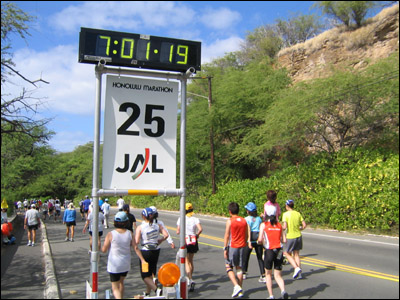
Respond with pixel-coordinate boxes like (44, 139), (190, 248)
(90, 61), (194, 299)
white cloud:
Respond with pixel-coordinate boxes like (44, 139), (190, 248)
(49, 1), (196, 34)
(200, 7), (242, 30)
(10, 45), (95, 116)
(202, 36), (244, 63)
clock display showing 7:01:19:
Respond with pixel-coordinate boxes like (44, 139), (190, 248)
(98, 35), (190, 64)
(79, 28), (201, 72)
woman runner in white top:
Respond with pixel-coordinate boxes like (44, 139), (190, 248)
(176, 203), (203, 292)
(135, 207), (169, 297)
(102, 211), (145, 299)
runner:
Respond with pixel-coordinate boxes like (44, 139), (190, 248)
(24, 204), (41, 247)
(258, 205), (289, 299)
(101, 211), (146, 299)
(223, 202), (248, 298)
(117, 196), (125, 211)
(282, 199), (307, 280)
(176, 203), (202, 292)
(83, 209), (105, 253)
(101, 199), (111, 229)
(242, 202), (265, 283)
(63, 203), (77, 241)
(135, 207), (168, 297)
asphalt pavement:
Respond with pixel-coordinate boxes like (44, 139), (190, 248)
(2, 207), (398, 299)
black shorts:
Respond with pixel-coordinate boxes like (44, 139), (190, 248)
(89, 231), (103, 237)
(186, 240), (199, 254)
(140, 249), (160, 279)
(28, 224), (39, 231)
(109, 272), (128, 282)
(264, 248), (284, 271)
(65, 221), (76, 227)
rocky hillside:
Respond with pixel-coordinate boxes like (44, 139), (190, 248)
(277, 4), (399, 83)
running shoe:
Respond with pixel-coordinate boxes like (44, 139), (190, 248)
(189, 281), (196, 292)
(155, 288), (162, 296)
(258, 276), (266, 283)
(232, 285), (243, 298)
(293, 267), (302, 279)
(281, 291), (289, 299)
(65, 237), (69, 241)
(242, 273), (247, 280)
(27, 241), (32, 246)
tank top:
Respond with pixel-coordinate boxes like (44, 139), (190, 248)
(107, 230), (132, 273)
(140, 222), (160, 250)
(230, 216), (247, 248)
(262, 221), (282, 250)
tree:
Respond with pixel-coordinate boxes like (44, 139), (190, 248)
(250, 53), (399, 155)
(276, 13), (325, 47)
(315, 1), (377, 28)
(239, 25), (283, 64)
(1, 1), (51, 143)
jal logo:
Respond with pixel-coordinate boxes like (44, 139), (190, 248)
(115, 148), (163, 180)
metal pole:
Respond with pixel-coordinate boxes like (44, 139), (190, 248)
(90, 63), (103, 299)
(179, 74), (188, 299)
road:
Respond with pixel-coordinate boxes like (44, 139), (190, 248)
(2, 207), (399, 299)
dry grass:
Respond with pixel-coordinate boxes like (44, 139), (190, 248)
(277, 4), (399, 57)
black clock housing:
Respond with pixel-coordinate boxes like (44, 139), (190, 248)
(79, 27), (201, 72)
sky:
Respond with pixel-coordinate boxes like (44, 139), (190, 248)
(6, 1), (319, 153)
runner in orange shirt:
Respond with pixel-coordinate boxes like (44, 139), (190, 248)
(258, 205), (289, 299)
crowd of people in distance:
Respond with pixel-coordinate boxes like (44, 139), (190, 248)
(6, 189), (306, 299)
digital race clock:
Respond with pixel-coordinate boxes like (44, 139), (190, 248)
(79, 27), (201, 72)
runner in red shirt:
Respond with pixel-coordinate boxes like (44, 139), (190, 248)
(224, 202), (248, 298)
(258, 205), (289, 299)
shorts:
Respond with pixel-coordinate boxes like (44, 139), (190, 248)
(109, 272), (128, 282)
(140, 249), (160, 279)
(55, 210), (61, 216)
(28, 224), (39, 231)
(65, 221), (76, 227)
(225, 247), (245, 268)
(186, 240), (199, 254)
(89, 231), (103, 237)
(264, 248), (284, 271)
(285, 236), (303, 253)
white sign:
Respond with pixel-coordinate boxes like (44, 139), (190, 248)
(102, 75), (179, 190)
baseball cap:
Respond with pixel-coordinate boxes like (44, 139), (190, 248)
(149, 206), (158, 214)
(265, 205), (277, 216)
(142, 207), (153, 218)
(185, 203), (193, 210)
(114, 211), (128, 222)
(286, 199), (294, 206)
(123, 204), (130, 211)
(244, 202), (257, 212)
(31, 204), (36, 208)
